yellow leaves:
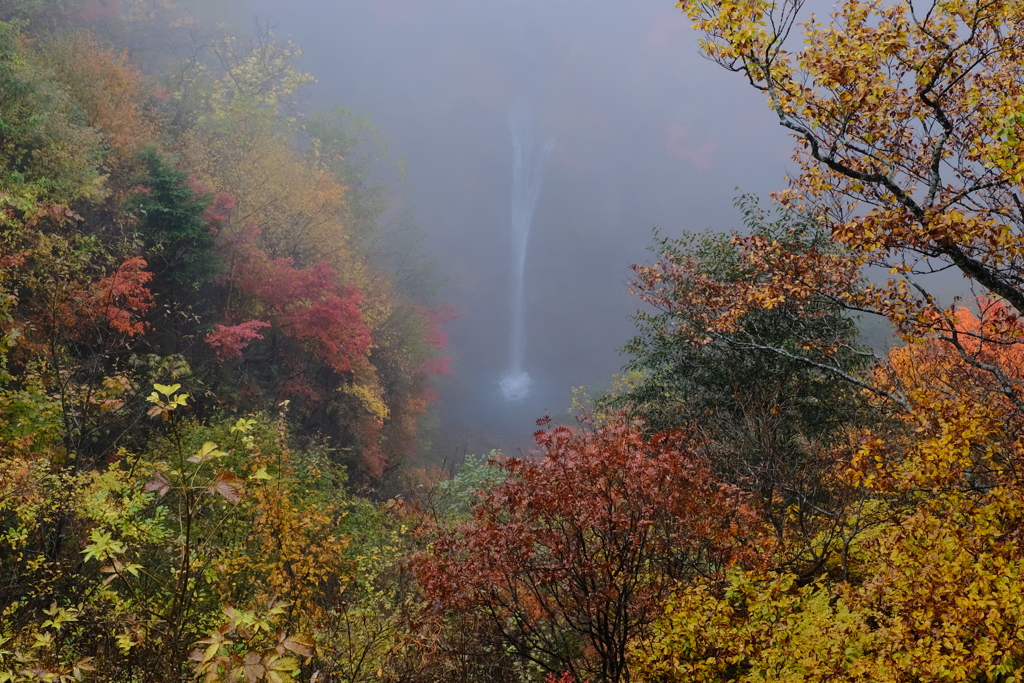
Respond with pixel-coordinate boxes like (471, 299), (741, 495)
(278, 633), (314, 658)
(263, 654), (302, 683)
(191, 626), (232, 673)
(152, 382), (181, 397)
(230, 418), (257, 435)
(99, 557), (142, 581)
(182, 89), (360, 281)
(679, 0), (778, 65)
(146, 383), (189, 421)
(249, 466), (273, 481)
(638, 490), (1024, 683)
(340, 382), (390, 422)
(675, 0), (1024, 315)
(85, 375), (132, 413)
(39, 602), (78, 632)
(31, 631), (54, 649)
(0, 599), (97, 682)
(208, 31), (315, 111)
(71, 657), (96, 679)
(848, 492), (1024, 681)
(634, 570), (877, 683)
(188, 441), (228, 464)
(202, 418), (353, 622)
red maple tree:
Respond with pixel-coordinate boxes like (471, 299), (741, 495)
(211, 223), (371, 391)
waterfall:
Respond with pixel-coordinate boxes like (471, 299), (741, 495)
(500, 111), (553, 402)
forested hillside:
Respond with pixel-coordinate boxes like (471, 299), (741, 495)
(0, 0), (454, 679)
(5, 0), (1024, 682)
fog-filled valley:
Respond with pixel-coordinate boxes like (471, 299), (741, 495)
(222, 0), (797, 456)
(5, 1), (1024, 681)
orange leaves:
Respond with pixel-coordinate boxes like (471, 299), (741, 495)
(38, 32), (158, 179)
(630, 200), (863, 367)
(7, 223), (156, 360)
(95, 257), (154, 337)
(206, 418), (351, 617)
(867, 298), (1024, 489)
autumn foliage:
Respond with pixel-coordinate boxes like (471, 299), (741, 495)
(0, 5), (450, 682)
(416, 418), (764, 683)
(623, 0), (1024, 679)
(214, 223), (371, 377)
(12, 0), (1024, 681)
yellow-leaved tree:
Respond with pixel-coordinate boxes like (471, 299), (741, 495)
(629, 0), (1024, 679)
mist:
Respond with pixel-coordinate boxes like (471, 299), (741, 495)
(215, 0), (795, 457)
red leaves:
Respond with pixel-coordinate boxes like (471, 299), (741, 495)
(215, 225), (371, 374)
(285, 280), (368, 373)
(190, 181), (237, 229)
(418, 357), (451, 376)
(420, 303), (459, 352)
(205, 320), (270, 360)
(417, 303), (458, 376)
(415, 418), (765, 681)
(352, 418), (387, 480)
(546, 673), (587, 683)
(22, 202), (83, 228)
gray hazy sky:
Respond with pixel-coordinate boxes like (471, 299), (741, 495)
(223, 0), (796, 456)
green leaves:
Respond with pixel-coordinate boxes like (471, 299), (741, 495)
(0, 21), (105, 204)
(81, 529), (126, 563)
(189, 601), (312, 683)
(40, 602), (79, 631)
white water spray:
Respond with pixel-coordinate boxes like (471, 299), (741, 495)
(500, 112), (553, 402)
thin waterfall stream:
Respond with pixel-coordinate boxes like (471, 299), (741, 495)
(499, 112), (553, 402)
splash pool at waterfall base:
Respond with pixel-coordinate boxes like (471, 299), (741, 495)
(499, 370), (533, 401)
